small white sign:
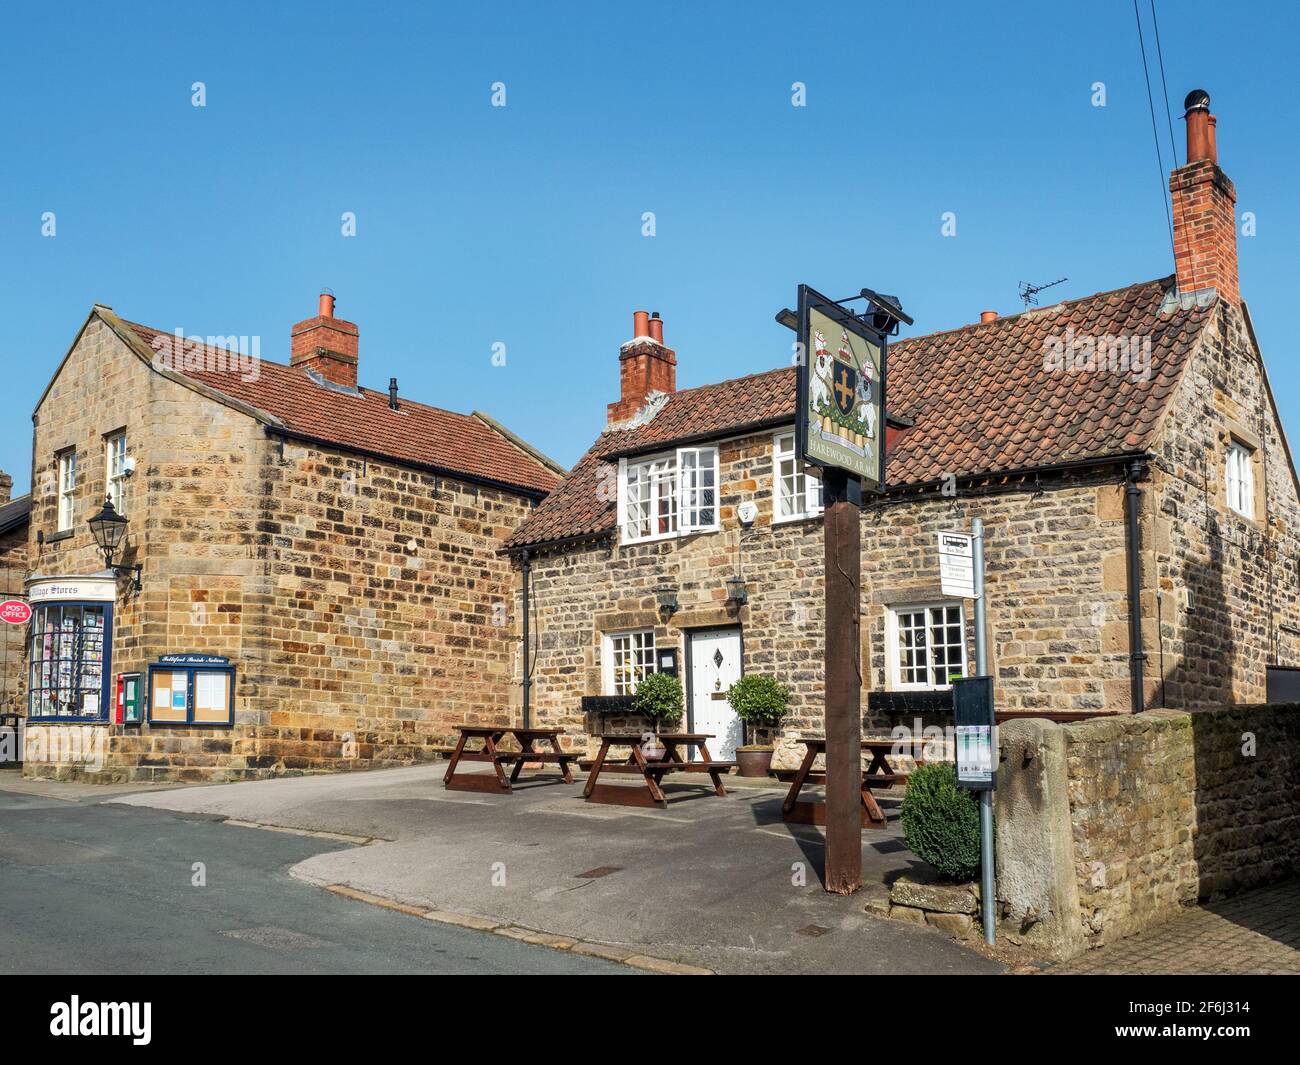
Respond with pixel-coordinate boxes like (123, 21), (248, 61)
(937, 532), (975, 598)
(956, 724), (994, 784)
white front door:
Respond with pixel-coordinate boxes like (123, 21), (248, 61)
(688, 628), (743, 760)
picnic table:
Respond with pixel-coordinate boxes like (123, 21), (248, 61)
(778, 736), (934, 829)
(442, 725), (581, 793)
(582, 732), (736, 809)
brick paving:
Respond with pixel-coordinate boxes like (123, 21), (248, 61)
(1057, 879), (1300, 974)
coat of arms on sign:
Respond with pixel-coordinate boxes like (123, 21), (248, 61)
(809, 324), (876, 445)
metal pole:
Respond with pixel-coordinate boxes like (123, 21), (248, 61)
(971, 517), (994, 945)
(823, 469), (862, 895)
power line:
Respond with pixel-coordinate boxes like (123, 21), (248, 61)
(1133, 0), (1177, 267)
(1149, 0), (1179, 168)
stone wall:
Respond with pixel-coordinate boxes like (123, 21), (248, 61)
(996, 704), (1300, 958)
(1148, 299), (1300, 707)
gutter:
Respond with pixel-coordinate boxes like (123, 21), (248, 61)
(498, 528), (615, 559)
(1124, 459), (1149, 713)
(521, 548), (532, 728)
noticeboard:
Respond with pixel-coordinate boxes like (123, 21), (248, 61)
(952, 675), (996, 790)
(795, 285), (886, 490)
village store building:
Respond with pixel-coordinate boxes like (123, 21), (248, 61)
(21, 293), (560, 781)
(504, 93), (1300, 766)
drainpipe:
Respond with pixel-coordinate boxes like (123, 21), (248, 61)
(1124, 460), (1147, 714)
(520, 548), (532, 728)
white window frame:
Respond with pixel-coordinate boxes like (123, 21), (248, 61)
(57, 449), (77, 532)
(886, 602), (968, 691)
(678, 445), (719, 533)
(772, 430), (823, 523)
(603, 629), (657, 695)
(617, 446), (720, 544)
(1225, 440), (1255, 519)
(105, 431), (128, 516)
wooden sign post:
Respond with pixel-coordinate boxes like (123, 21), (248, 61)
(784, 283), (911, 897)
(822, 468), (862, 894)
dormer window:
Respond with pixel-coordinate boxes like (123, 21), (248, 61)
(617, 446), (719, 544)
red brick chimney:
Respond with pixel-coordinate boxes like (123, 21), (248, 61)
(1170, 90), (1239, 303)
(607, 310), (676, 424)
(291, 290), (360, 387)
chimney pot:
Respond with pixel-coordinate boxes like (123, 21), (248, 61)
(648, 311), (664, 343)
(388, 377), (399, 411)
(633, 310), (650, 339)
(319, 291), (335, 318)
(1184, 90), (1216, 164)
(980, 310), (998, 324)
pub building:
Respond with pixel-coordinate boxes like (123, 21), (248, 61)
(504, 94), (1300, 769)
(20, 292), (559, 781)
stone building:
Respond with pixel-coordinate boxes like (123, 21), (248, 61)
(504, 91), (1300, 766)
(0, 472), (31, 721)
(21, 293), (560, 781)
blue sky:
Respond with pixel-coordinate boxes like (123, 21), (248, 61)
(2, 0), (1296, 494)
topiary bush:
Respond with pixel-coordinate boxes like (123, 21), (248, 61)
(899, 761), (982, 881)
(631, 672), (684, 725)
(726, 674), (789, 746)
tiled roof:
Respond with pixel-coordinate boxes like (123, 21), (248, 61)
(122, 322), (561, 497)
(0, 494), (31, 536)
(506, 276), (1213, 549)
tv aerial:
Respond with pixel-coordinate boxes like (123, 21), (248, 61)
(1018, 277), (1068, 307)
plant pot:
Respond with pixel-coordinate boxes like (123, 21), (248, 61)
(735, 747), (775, 778)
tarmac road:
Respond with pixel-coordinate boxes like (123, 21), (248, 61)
(0, 786), (627, 975)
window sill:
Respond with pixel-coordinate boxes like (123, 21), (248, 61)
(45, 529), (74, 543)
(773, 512), (823, 527)
(620, 527), (720, 548)
(26, 716), (108, 725)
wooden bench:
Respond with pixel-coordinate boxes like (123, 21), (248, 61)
(781, 737), (935, 828)
(442, 725), (582, 793)
(582, 733), (733, 809)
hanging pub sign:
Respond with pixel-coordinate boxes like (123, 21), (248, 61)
(795, 285), (889, 491)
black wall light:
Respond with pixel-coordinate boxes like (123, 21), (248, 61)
(88, 497), (142, 592)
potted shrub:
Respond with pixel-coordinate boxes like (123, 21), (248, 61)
(726, 674), (789, 777)
(631, 672), (684, 759)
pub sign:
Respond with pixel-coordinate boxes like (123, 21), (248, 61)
(795, 284), (886, 490)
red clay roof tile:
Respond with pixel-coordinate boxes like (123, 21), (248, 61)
(507, 276), (1211, 549)
(124, 321), (560, 497)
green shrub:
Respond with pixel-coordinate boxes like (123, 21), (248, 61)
(632, 672), (684, 724)
(726, 675), (788, 744)
(900, 761), (982, 881)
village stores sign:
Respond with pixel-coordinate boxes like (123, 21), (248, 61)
(782, 285), (910, 893)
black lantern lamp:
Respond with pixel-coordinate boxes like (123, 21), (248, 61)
(655, 585), (680, 615)
(88, 497), (142, 592)
(725, 575), (748, 607)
